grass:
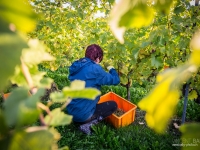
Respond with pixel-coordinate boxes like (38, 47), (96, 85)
(55, 108), (181, 150)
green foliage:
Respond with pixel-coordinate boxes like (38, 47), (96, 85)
(39, 66), (70, 89)
(176, 99), (200, 121)
(101, 83), (149, 104)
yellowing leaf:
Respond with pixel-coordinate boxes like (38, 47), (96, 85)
(109, 0), (154, 43)
(188, 90), (198, 101)
(119, 2), (154, 28)
(62, 80), (101, 100)
(120, 66), (129, 75)
(109, 0), (128, 43)
(138, 63), (198, 133)
(63, 88), (101, 100)
(120, 76), (128, 85)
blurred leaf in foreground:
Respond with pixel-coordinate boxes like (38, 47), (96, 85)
(109, 0), (154, 43)
(0, 20), (27, 91)
(10, 39), (55, 88)
(44, 108), (72, 126)
(119, 2), (154, 28)
(62, 80), (101, 100)
(180, 123), (200, 150)
(9, 128), (55, 150)
(0, 0), (38, 33)
(3, 87), (45, 127)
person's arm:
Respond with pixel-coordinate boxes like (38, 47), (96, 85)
(94, 65), (120, 86)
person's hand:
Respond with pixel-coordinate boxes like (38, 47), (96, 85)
(107, 66), (114, 71)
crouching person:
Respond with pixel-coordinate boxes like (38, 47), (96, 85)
(66, 44), (120, 135)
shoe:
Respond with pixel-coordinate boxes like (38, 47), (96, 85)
(79, 116), (103, 135)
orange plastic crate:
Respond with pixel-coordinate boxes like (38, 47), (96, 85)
(98, 92), (137, 128)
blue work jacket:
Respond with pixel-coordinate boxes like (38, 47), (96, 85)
(66, 57), (120, 122)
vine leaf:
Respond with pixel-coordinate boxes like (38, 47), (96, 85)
(62, 80), (101, 100)
(109, 0), (154, 43)
(8, 129), (55, 150)
(119, 2), (154, 28)
(3, 87), (45, 126)
(22, 39), (55, 65)
(10, 39), (55, 87)
(0, 0), (38, 33)
(44, 108), (72, 126)
(188, 90), (198, 100)
(0, 21), (27, 91)
(109, 0), (129, 43)
(151, 56), (162, 68)
(50, 92), (68, 103)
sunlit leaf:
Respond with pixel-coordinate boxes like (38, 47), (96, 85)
(10, 65), (46, 88)
(188, 90), (198, 100)
(50, 92), (69, 103)
(39, 77), (54, 89)
(109, 0), (130, 43)
(3, 87), (45, 126)
(44, 108), (72, 126)
(180, 123), (200, 150)
(70, 80), (85, 90)
(120, 75), (128, 85)
(120, 65), (129, 75)
(119, 2), (154, 28)
(0, 0), (38, 33)
(109, 0), (154, 43)
(62, 88), (101, 100)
